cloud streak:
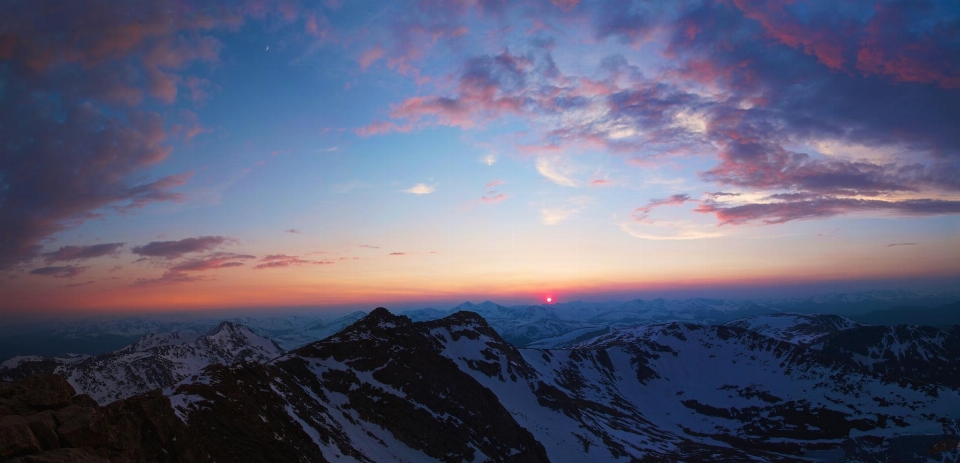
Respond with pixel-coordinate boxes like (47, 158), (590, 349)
(132, 236), (228, 260)
(633, 194), (695, 223)
(402, 183), (436, 194)
(133, 252), (255, 286)
(535, 156), (579, 187)
(30, 266), (89, 279)
(696, 197), (960, 225)
(253, 254), (333, 269)
(42, 243), (125, 263)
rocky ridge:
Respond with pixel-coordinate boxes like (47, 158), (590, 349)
(4, 309), (960, 462)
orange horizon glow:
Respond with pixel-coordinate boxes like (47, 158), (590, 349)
(3, 265), (958, 316)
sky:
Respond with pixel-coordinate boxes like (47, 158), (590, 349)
(0, 0), (958, 316)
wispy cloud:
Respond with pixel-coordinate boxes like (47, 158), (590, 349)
(42, 243), (125, 263)
(633, 194), (695, 223)
(389, 252), (406, 256)
(696, 197), (960, 225)
(541, 208), (577, 225)
(61, 280), (96, 288)
(169, 253), (255, 272)
(253, 254), (333, 269)
(133, 252), (254, 286)
(358, 45), (385, 71)
(535, 156), (579, 187)
(480, 154), (498, 166)
(402, 183), (436, 195)
(618, 221), (725, 241)
(285, 229), (301, 234)
(358, 244), (379, 249)
(30, 265), (89, 279)
(485, 180), (505, 189)
(481, 193), (510, 204)
(541, 196), (593, 225)
(131, 236), (229, 260)
(887, 242), (918, 247)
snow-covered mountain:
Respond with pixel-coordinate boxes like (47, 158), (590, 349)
(152, 308), (960, 462)
(6, 308), (960, 462)
(724, 313), (863, 346)
(1, 321), (282, 404)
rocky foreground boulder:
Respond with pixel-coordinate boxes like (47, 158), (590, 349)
(0, 374), (201, 462)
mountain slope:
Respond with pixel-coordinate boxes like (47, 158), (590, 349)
(724, 313), (862, 346)
(161, 309), (960, 462)
(721, 312), (960, 390)
(1, 322), (282, 405)
(166, 308), (550, 462)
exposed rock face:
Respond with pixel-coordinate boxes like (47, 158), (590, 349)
(0, 374), (203, 462)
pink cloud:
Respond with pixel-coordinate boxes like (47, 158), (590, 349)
(696, 197), (960, 225)
(550, 0), (580, 12)
(732, 0), (848, 70)
(355, 121), (414, 137)
(0, 1), (265, 268)
(633, 194), (694, 222)
(359, 45), (385, 71)
(169, 253), (256, 272)
(480, 193), (509, 204)
(253, 254), (333, 269)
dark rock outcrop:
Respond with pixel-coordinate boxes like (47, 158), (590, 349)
(0, 374), (203, 462)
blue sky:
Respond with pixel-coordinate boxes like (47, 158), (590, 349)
(0, 0), (958, 315)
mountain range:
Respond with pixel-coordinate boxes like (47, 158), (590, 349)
(0, 311), (366, 363)
(3, 306), (960, 462)
(399, 290), (960, 348)
(1, 321), (283, 404)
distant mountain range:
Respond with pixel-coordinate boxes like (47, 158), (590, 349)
(1, 290), (957, 364)
(0, 311), (366, 363)
(4, 307), (960, 462)
(1, 321), (283, 404)
(399, 290), (960, 348)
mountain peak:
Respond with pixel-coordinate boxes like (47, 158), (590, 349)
(440, 310), (491, 327)
(205, 320), (247, 336)
(453, 300), (503, 312)
(348, 307), (411, 332)
(367, 306), (398, 320)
